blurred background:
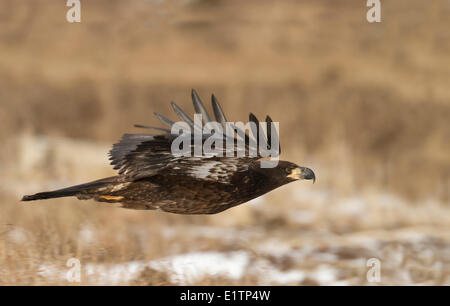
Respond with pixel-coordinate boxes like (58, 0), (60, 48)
(0, 0), (449, 285)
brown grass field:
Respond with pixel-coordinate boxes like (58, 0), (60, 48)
(0, 0), (449, 285)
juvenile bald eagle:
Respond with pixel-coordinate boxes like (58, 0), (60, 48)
(22, 90), (315, 214)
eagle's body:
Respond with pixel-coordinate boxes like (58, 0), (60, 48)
(80, 161), (288, 214)
(22, 90), (315, 215)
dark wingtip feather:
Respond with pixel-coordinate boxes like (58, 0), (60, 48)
(249, 113), (259, 149)
(191, 89), (211, 123)
(191, 88), (200, 99)
(265, 115), (281, 154)
(171, 101), (195, 128)
(249, 113), (258, 124)
(133, 124), (170, 134)
(249, 113), (260, 131)
(154, 112), (175, 127)
(265, 116), (272, 149)
(212, 94), (227, 125)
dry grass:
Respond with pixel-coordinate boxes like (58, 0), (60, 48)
(0, 0), (449, 285)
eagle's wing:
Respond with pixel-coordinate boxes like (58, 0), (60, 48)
(109, 89), (280, 183)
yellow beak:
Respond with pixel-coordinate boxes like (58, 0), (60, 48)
(287, 167), (316, 183)
(287, 167), (302, 180)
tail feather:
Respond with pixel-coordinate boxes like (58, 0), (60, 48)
(21, 176), (119, 202)
(22, 190), (78, 201)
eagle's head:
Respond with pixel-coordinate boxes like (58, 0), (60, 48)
(253, 160), (315, 186)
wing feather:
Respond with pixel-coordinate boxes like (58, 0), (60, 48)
(154, 112), (175, 127)
(249, 113), (268, 151)
(110, 90), (281, 183)
(171, 101), (195, 129)
(211, 94), (227, 127)
(265, 115), (281, 155)
(192, 89), (212, 124)
(133, 124), (171, 134)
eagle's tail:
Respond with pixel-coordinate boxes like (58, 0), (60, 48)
(21, 176), (119, 202)
(22, 190), (77, 201)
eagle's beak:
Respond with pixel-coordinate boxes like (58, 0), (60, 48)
(288, 167), (316, 183)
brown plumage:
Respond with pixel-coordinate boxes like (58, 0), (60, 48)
(22, 90), (315, 214)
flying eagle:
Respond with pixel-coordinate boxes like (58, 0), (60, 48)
(22, 90), (315, 214)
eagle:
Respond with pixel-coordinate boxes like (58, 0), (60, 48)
(22, 90), (315, 214)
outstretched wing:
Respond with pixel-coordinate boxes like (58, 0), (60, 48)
(109, 89), (280, 183)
